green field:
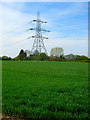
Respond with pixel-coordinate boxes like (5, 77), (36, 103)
(2, 61), (88, 119)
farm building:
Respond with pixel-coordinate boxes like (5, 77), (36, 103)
(64, 54), (76, 60)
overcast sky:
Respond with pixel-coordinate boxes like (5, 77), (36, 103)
(0, 2), (88, 57)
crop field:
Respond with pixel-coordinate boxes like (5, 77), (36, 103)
(2, 61), (88, 119)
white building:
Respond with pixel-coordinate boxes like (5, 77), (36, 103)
(64, 54), (76, 60)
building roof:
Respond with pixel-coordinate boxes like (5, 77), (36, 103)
(49, 57), (57, 59)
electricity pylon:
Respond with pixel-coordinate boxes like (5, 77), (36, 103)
(27, 12), (50, 56)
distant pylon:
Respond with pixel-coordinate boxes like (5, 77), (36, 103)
(27, 12), (50, 55)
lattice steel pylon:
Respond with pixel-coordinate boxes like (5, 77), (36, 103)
(27, 12), (50, 56)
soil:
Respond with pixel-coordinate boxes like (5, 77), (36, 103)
(0, 114), (25, 120)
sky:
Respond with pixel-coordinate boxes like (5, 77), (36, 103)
(0, 1), (88, 57)
(1, 0), (89, 2)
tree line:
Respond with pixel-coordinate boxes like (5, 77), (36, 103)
(0, 47), (89, 62)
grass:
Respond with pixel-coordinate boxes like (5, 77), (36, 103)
(2, 61), (88, 119)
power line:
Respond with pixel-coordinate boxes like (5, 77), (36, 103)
(50, 37), (88, 40)
(3, 38), (28, 47)
(1, 38), (28, 52)
(52, 21), (88, 28)
(1, 37), (87, 51)
(58, 28), (87, 31)
(48, 13), (88, 22)
(2, 21), (32, 39)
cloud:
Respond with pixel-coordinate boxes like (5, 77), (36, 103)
(45, 37), (88, 56)
(1, 3), (36, 40)
(1, 0), (89, 2)
(1, 35), (88, 57)
(0, 2), (88, 57)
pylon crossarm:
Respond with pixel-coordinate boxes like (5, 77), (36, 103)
(42, 36), (48, 39)
(33, 19), (47, 23)
(26, 28), (35, 31)
(41, 29), (50, 32)
(27, 36), (35, 39)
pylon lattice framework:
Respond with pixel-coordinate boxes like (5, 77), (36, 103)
(27, 12), (50, 55)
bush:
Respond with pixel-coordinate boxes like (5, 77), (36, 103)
(39, 53), (48, 61)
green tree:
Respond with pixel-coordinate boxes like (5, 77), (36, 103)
(0, 57), (2, 60)
(2, 56), (11, 60)
(75, 55), (88, 60)
(14, 56), (19, 61)
(19, 49), (27, 61)
(2, 56), (8, 60)
(39, 53), (47, 61)
(50, 47), (63, 57)
(60, 54), (65, 60)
